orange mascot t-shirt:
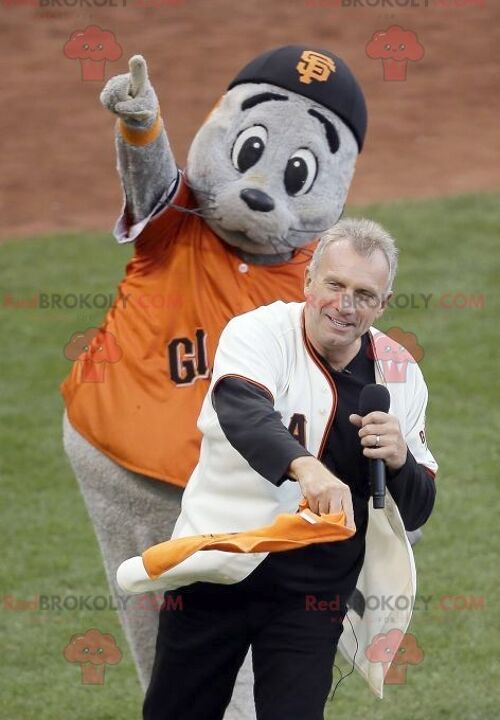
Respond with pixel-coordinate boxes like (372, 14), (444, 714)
(61, 178), (316, 487)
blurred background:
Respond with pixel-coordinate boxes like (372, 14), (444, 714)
(1, 1), (499, 718)
(1, 0), (499, 238)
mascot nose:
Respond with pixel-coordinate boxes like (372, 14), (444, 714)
(240, 188), (275, 212)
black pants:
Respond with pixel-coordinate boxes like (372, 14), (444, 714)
(143, 559), (349, 720)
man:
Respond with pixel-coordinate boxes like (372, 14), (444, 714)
(143, 219), (438, 720)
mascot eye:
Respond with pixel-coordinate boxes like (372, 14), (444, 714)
(231, 126), (267, 173)
(284, 149), (318, 196)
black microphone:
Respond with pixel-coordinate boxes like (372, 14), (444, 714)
(359, 384), (390, 509)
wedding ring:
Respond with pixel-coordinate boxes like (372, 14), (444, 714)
(375, 435), (381, 448)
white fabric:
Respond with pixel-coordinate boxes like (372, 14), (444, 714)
(113, 172), (181, 244)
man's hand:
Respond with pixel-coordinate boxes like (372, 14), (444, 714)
(349, 411), (407, 472)
(288, 456), (355, 530)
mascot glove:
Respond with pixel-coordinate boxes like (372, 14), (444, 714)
(100, 55), (159, 128)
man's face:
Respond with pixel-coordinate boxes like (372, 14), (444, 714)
(304, 239), (391, 354)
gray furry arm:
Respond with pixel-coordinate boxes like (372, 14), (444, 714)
(115, 126), (177, 224)
(101, 55), (178, 225)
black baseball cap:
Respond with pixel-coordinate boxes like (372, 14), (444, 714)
(227, 45), (367, 152)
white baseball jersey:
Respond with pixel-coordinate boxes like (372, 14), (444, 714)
(150, 301), (438, 696)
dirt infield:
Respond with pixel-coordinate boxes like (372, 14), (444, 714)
(1, 0), (499, 241)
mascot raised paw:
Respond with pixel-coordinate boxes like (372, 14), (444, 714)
(61, 45), (367, 718)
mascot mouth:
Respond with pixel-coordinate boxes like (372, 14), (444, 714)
(217, 226), (270, 249)
(207, 210), (299, 256)
(229, 229), (266, 246)
(215, 223), (303, 258)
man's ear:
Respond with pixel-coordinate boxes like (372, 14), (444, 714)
(304, 266), (312, 296)
(377, 291), (392, 317)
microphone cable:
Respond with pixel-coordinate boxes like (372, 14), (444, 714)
(326, 612), (359, 704)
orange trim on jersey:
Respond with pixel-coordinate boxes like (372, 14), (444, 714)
(212, 374), (275, 404)
(118, 110), (163, 146)
(423, 466), (436, 480)
(301, 308), (338, 458)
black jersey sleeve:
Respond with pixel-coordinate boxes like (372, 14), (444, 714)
(212, 376), (312, 486)
(386, 449), (436, 530)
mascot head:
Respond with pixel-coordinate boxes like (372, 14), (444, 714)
(186, 45), (367, 261)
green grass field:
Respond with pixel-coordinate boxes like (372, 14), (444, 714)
(1, 193), (499, 719)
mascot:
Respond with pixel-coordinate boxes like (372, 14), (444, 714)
(61, 45), (367, 718)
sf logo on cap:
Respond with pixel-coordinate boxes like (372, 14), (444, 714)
(296, 50), (336, 85)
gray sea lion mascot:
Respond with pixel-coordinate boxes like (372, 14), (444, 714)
(61, 45), (367, 718)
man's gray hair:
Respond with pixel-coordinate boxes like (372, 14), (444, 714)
(309, 218), (399, 292)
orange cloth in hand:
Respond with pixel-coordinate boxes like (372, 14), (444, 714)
(142, 501), (355, 580)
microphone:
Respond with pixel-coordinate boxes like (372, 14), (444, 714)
(359, 384), (390, 509)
